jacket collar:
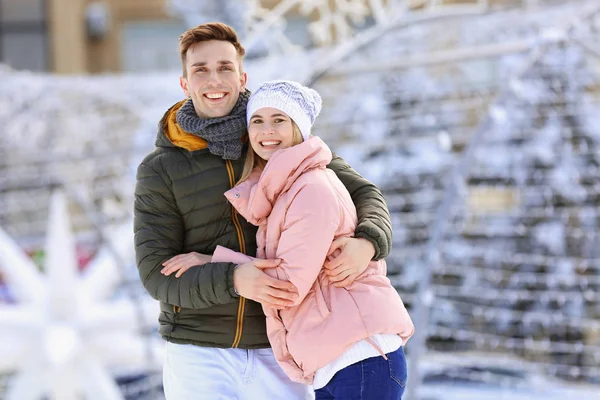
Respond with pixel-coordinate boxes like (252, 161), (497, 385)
(226, 136), (332, 225)
(155, 99), (209, 151)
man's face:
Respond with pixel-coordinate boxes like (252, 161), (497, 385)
(180, 40), (247, 119)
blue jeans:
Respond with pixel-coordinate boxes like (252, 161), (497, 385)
(315, 347), (408, 400)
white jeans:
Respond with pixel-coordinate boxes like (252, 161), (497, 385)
(163, 342), (314, 400)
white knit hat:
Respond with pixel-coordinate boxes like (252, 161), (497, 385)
(247, 80), (322, 141)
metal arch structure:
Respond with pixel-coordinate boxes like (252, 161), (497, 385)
(402, 4), (600, 398)
(299, 0), (598, 85)
(291, 1), (600, 399)
(222, 0), (571, 83)
(167, 0), (596, 85)
(167, 0), (494, 55)
(302, 3), (492, 86)
(165, 1), (584, 86)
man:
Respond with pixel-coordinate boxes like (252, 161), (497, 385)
(134, 22), (392, 399)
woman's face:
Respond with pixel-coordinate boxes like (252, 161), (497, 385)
(248, 107), (295, 161)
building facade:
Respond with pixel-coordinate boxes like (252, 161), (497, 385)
(1, 0), (184, 74)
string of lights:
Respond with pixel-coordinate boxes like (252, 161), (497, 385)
(392, 205), (600, 227)
(431, 295), (600, 331)
(431, 327), (600, 372)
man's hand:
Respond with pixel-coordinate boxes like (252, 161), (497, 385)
(234, 259), (298, 309)
(161, 252), (211, 278)
(324, 237), (375, 288)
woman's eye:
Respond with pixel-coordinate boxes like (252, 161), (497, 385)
(274, 119), (284, 123)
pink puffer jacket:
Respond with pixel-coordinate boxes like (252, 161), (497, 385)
(212, 136), (414, 384)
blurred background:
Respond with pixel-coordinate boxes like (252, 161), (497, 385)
(1, 0), (600, 399)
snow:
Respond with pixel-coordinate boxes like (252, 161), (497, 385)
(2, 0), (600, 398)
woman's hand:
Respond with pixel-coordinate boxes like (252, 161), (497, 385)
(324, 237), (375, 287)
(161, 252), (211, 278)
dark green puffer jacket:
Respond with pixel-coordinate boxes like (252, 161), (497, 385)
(134, 100), (392, 349)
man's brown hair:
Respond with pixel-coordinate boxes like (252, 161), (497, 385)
(178, 22), (246, 77)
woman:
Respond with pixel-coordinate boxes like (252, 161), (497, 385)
(168, 80), (414, 399)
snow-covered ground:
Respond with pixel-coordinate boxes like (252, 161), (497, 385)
(417, 352), (600, 400)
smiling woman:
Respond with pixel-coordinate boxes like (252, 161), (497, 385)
(236, 81), (320, 183)
(248, 108), (300, 161)
(205, 80), (414, 398)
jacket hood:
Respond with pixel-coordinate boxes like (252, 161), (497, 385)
(225, 136), (332, 225)
(155, 99), (209, 151)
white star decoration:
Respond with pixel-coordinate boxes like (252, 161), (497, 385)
(0, 191), (161, 400)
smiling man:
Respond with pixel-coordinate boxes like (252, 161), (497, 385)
(134, 22), (393, 399)
(180, 39), (245, 118)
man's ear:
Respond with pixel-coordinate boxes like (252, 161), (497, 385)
(240, 71), (248, 91)
(180, 76), (190, 97)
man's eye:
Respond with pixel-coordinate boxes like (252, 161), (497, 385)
(221, 66), (233, 71)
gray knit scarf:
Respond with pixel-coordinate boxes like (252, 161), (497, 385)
(176, 90), (250, 160)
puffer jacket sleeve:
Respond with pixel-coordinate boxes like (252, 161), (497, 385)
(134, 160), (238, 308)
(271, 179), (339, 304)
(326, 153), (392, 260)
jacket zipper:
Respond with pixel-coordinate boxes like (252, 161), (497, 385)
(226, 160), (247, 348)
(173, 305), (181, 331)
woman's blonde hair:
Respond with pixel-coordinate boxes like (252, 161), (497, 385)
(237, 120), (304, 184)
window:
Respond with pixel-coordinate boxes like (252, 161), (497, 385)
(0, 0), (48, 71)
(121, 20), (188, 73)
